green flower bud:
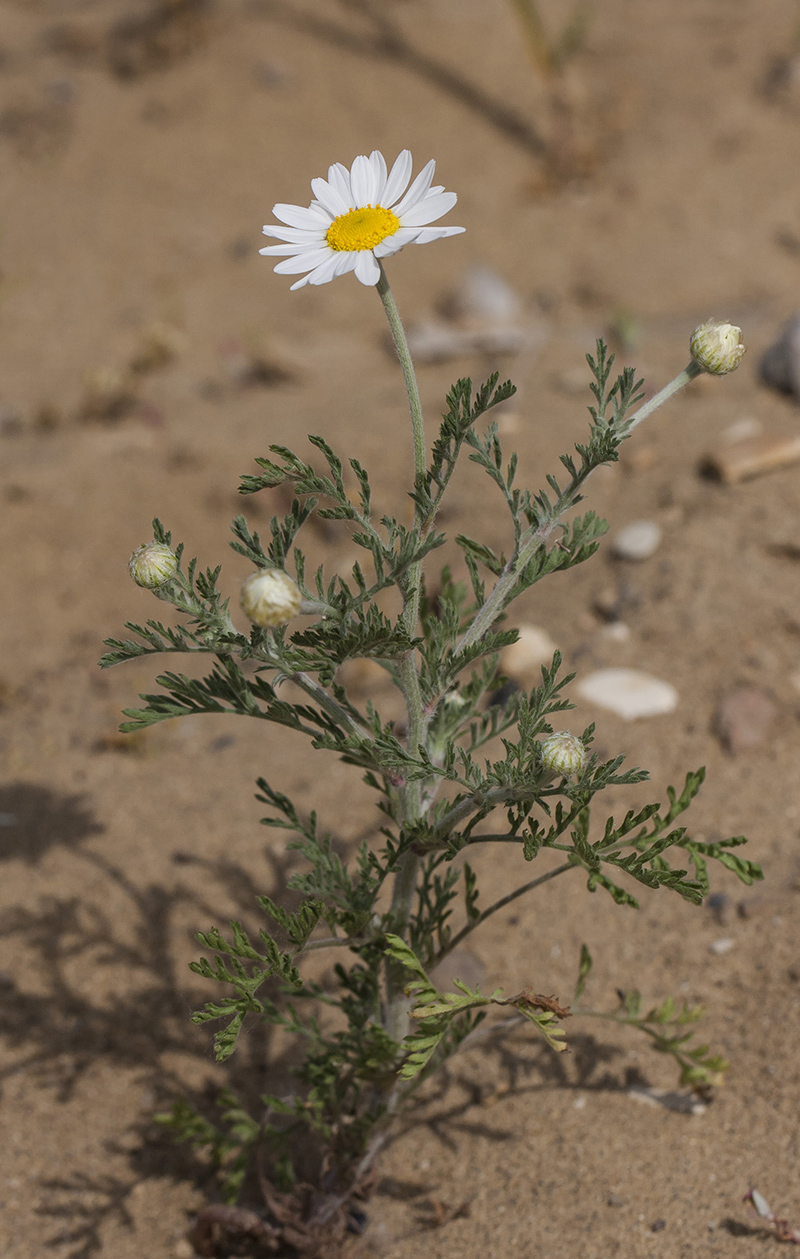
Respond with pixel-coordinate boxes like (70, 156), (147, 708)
(541, 731), (586, 777)
(689, 320), (745, 375)
(128, 542), (178, 589)
(240, 568), (302, 628)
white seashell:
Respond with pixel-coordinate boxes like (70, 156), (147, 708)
(577, 668), (678, 720)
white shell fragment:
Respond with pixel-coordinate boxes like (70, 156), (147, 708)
(577, 668), (678, 720)
(611, 520), (662, 562)
(627, 1087), (706, 1116)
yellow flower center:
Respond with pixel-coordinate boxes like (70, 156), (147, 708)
(326, 204), (400, 252)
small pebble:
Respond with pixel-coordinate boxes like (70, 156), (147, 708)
(710, 937), (735, 955)
(598, 621), (631, 643)
(446, 263), (524, 327)
(405, 320), (528, 362)
(627, 1086), (706, 1115)
(611, 520), (662, 562)
(760, 311), (800, 399)
(714, 686), (776, 754)
(577, 668), (678, 720)
(500, 625), (559, 683)
(722, 417), (761, 444)
(607, 1193), (625, 1208)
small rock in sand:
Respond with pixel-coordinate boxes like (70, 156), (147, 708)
(760, 311), (800, 400)
(710, 937), (735, 955)
(714, 686), (776, 754)
(577, 668), (678, 720)
(611, 520), (662, 562)
(445, 263), (524, 327)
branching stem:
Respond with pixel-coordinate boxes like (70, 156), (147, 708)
(457, 361), (703, 654)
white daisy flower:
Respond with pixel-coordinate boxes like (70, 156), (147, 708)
(259, 150), (465, 291)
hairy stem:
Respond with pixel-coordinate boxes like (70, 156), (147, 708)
(623, 361), (702, 432)
(376, 263), (429, 1041)
(377, 262), (426, 497)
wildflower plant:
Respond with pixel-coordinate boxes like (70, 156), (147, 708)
(103, 152), (759, 1240)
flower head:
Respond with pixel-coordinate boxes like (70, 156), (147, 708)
(128, 542), (178, 589)
(540, 731), (586, 778)
(240, 569), (302, 628)
(260, 150), (464, 290)
(690, 320), (746, 375)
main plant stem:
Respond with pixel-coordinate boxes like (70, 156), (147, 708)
(376, 262), (429, 1043)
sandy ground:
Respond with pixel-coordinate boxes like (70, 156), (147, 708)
(2, 0), (800, 1255)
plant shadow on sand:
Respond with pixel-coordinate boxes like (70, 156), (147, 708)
(0, 783), (661, 1257)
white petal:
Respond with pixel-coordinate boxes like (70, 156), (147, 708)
(273, 248), (333, 275)
(392, 159), (436, 217)
(333, 251), (359, 276)
(412, 225), (465, 243)
(311, 176), (349, 218)
(398, 189), (457, 227)
(262, 224), (328, 243)
(372, 227), (422, 257)
(272, 202), (330, 229)
(328, 162), (354, 209)
(428, 185), (445, 196)
(354, 251), (381, 285)
(382, 150), (413, 207)
(369, 150), (388, 203)
(349, 154), (376, 207)
(307, 252), (350, 286)
(290, 273), (313, 290)
(260, 243), (315, 257)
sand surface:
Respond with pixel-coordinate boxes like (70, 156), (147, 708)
(2, 0), (800, 1255)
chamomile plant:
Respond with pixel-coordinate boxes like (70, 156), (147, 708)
(103, 151), (758, 1244)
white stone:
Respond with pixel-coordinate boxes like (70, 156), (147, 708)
(611, 519), (662, 561)
(710, 937), (735, 955)
(577, 668), (678, 720)
(451, 263), (524, 326)
(599, 621), (631, 644)
(501, 625), (559, 682)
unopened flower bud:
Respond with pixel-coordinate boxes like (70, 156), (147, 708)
(240, 568), (302, 628)
(128, 542), (178, 589)
(541, 731), (586, 777)
(689, 320), (745, 375)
